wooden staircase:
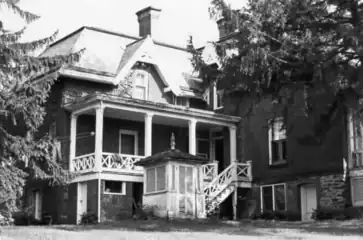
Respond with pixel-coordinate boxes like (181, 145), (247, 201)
(203, 162), (252, 215)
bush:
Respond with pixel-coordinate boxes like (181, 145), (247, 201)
(311, 207), (363, 221)
(80, 211), (98, 225)
(253, 211), (301, 221)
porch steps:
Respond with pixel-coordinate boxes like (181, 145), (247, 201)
(204, 163), (238, 215)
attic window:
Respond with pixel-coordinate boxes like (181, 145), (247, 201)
(174, 96), (189, 107)
(133, 72), (148, 100)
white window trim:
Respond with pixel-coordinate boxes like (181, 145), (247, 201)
(268, 117), (287, 165)
(133, 71), (148, 100)
(119, 130), (139, 155)
(260, 183), (287, 212)
(145, 164), (167, 194)
(173, 96), (190, 107)
(103, 180), (126, 195)
(213, 83), (224, 110)
(347, 109), (363, 169)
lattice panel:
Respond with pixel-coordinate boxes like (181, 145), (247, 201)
(72, 154), (95, 172)
(101, 153), (143, 171)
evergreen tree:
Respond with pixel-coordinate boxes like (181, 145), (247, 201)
(189, 0), (363, 142)
(0, 0), (81, 216)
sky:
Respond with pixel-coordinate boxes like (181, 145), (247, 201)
(1, 0), (247, 48)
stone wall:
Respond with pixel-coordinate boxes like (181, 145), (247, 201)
(319, 174), (347, 209)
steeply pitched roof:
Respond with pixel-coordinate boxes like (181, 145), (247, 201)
(41, 26), (204, 97)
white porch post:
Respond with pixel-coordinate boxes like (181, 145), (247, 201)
(144, 113), (153, 157)
(229, 125), (238, 220)
(188, 119), (197, 155)
(229, 126), (237, 163)
(69, 114), (78, 172)
(95, 104), (104, 172)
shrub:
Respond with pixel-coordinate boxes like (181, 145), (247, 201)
(253, 211), (301, 221)
(80, 211), (98, 225)
(311, 207), (363, 221)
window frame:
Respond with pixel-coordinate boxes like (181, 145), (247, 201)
(119, 130), (138, 155)
(213, 83), (224, 110)
(268, 117), (287, 165)
(348, 109), (363, 168)
(103, 180), (126, 195)
(173, 96), (190, 107)
(260, 183), (287, 212)
(196, 137), (209, 159)
(133, 71), (148, 100)
(145, 164), (167, 194)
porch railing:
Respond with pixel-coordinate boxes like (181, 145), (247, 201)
(72, 153), (96, 173)
(71, 152), (144, 173)
(202, 161), (218, 180)
(101, 152), (144, 172)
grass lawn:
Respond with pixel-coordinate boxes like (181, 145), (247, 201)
(1, 219), (363, 240)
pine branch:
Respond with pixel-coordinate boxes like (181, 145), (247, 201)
(0, 27), (26, 45)
(0, 0), (40, 23)
(7, 30), (59, 55)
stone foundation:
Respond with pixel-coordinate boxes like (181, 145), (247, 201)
(319, 174), (347, 209)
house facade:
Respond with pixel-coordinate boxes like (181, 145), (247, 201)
(24, 6), (252, 224)
(211, 18), (363, 221)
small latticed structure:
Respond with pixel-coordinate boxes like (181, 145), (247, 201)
(135, 133), (209, 219)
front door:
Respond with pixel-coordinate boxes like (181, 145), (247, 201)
(33, 190), (42, 220)
(300, 184), (317, 221)
(178, 165), (195, 217)
(77, 182), (88, 223)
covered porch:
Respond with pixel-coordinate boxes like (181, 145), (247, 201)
(65, 95), (244, 180)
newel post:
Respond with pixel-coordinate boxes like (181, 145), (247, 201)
(246, 160), (252, 180)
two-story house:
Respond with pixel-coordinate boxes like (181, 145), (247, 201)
(207, 17), (361, 221)
(24, 6), (253, 224)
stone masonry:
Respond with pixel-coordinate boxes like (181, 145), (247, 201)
(319, 174), (347, 209)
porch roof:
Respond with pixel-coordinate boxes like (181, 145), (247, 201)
(135, 149), (209, 167)
(63, 94), (241, 126)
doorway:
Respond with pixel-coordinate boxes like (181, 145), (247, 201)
(300, 184), (317, 221)
(77, 182), (88, 224)
(33, 190), (42, 220)
(132, 182), (143, 215)
(178, 165), (196, 217)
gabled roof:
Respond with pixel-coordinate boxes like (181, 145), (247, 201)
(41, 26), (204, 97)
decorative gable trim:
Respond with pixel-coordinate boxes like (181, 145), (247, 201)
(114, 36), (178, 94)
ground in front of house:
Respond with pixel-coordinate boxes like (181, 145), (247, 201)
(1, 219), (363, 240)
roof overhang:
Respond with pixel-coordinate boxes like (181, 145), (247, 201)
(64, 94), (241, 126)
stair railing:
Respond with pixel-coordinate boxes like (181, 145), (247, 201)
(204, 162), (236, 202)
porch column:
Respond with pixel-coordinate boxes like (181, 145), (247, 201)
(188, 119), (197, 155)
(229, 125), (237, 163)
(95, 105), (104, 172)
(69, 114), (78, 172)
(144, 112), (153, 157)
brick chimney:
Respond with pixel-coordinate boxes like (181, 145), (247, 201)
(136, 6), (161, 37)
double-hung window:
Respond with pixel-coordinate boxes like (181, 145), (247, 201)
(146, 165), (166, 193)
(260, 183), (286, 212)
(268, 117), (287, 165)
(133, 71), (148, 100)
